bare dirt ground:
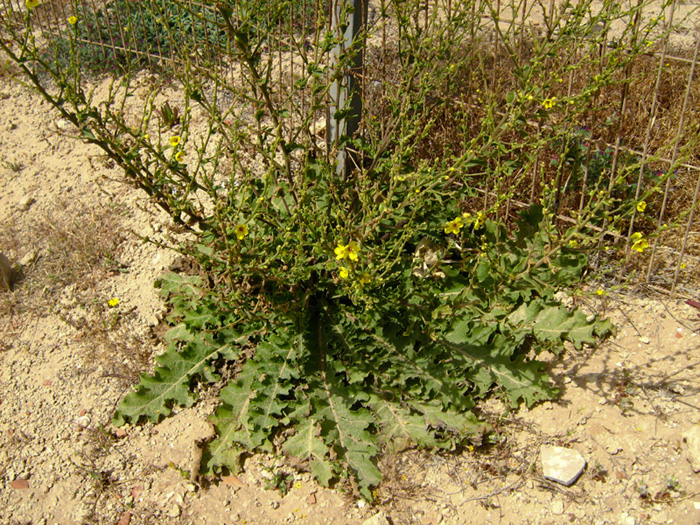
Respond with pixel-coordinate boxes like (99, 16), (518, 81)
(1, 73), (700, 525)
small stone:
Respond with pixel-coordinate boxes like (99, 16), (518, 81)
(42, 379), (51, 386)
(165, 504), (181, 518)
(362, 511), (390, 525)
(541, 445), (587, 486)
(19, 250), (38, 266)
(618, 511), (635, 525)
(308, 492), (317, 505)
(11, 478), (30, 490)
(682, 425), (700, 473)
(19, 196), (35, 211)
(551, 498), (565, 515)
(639, 336), (651, 344)
(222, 474), (244, 487)
(118, 512), (132, 525)
(115, 428), (128, 438)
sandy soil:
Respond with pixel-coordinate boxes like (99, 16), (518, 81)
(1, 70), (700, 525)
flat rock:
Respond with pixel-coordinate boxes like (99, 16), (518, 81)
(19, 250), (38, 266)
(363, 511), (390, 525)
(10, 478), (30, 490)
(19, 195), (35, 211)
(0, 252), (11, 290)
(541, 445), (587, 486)
(682, 425), (700, 473)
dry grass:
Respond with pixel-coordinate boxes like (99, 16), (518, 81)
(0, 199), (152, 378)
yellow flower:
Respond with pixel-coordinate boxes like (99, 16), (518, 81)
(473, 211), (486, 229)
(26, 0), (39, 9)
(346, 241), (360, 261)
(334, 243), (347, 260)
(359, 273), (371, 286)
(107, 298), (119, 307)
(680, 262), (686, 270)
(444, 217), (463, 235)
(568, 239), (579, 248)
(339, 267), (349, 279)
(636, 201), (647, 213)
(234, 224), (249, 240)
(630, 232), (649, 253)
(169, 135), (181, 147)
(596, 288), (606, 296)
(542, 97), (557, 109)
(68, 15), (77, 25)
(174, 150), (185, 162)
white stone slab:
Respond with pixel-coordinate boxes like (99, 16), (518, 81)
(541, 445), (587, 486)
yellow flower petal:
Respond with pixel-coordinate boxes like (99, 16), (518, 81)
(234, 224), (249, 240)
(169, 135), (181, 147)
(334, 244), (346, 260)
(346, 241), (360, 261)
(444, 217), (464, 234)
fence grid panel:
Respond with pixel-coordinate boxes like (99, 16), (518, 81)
(3, 0), (699, 294)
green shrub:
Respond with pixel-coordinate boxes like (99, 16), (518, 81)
(11, 0), (693, 499)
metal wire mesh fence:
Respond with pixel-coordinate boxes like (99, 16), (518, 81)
(2, 0), (699, 295)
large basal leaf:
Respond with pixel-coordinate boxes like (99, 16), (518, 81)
(507, 301), (614, 349)
(311, 370), (382, 500)
(282, 418), (334, 486)
(202, 363), (258, 475)
(113, 336), (232, 426)
(372, 327), (472, 410)
(407, 398), (482, 438)
(204, 334), (304, 474)
(367, 391), (440, 452)
(444, 334), (558, 408)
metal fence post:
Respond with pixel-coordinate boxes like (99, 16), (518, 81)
(328, 0), (368, 178)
